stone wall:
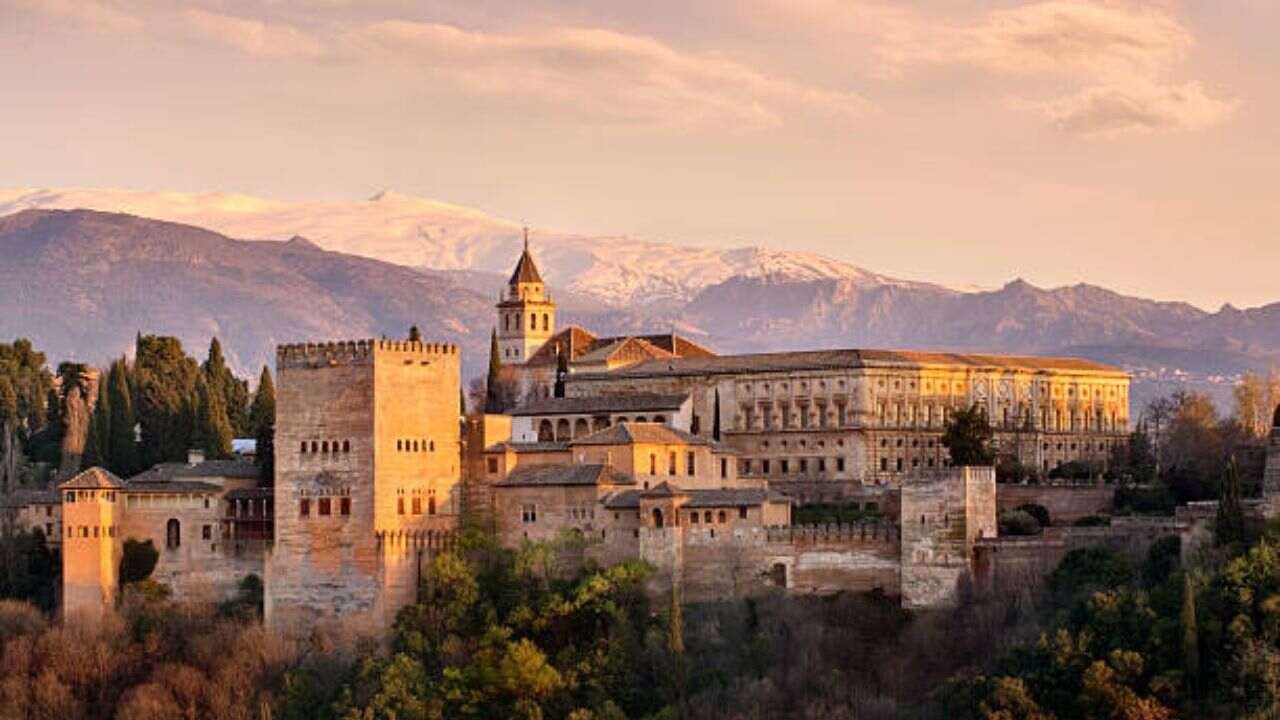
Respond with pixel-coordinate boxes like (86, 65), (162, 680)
(997, 484), (1114, 525)
(900, 467), (997, 609)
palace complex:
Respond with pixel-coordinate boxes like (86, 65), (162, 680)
(16, 240), (1244, 634)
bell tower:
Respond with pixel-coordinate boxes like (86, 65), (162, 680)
(496, 228), (556, 365)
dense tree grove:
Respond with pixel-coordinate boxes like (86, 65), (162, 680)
(249, 366), (276, 483)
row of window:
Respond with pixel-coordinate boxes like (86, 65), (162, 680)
(301, 440), (350, 454)
(67, 524), (117, 539)
(397, 496), (437, 515)
(64, 490), (117, 503)
(396, 438), (437, 452)
(741, 457), (848, 476)
(502, 311), (551, 333)
(299, 497), (352, 517)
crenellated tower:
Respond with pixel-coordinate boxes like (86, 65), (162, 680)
(496, 228), (556, 365)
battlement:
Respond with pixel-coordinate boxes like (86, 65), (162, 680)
(276, 339), (459, 369)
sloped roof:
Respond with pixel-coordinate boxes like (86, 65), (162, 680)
(126, 458), (259, 484)
(496, 463), (635, 487)
(485, 441), (571, 454)
(508, 248), (544, 285)
(0, 488), (60, 507)
(509, 393), (689, 416)
(125, 480), (222, 494)
(525, 326), (716, 368)
(226, 487), (272, 501)
(603, 486), (789, 509)
(59, 467), (125, 490)
(573, 348), (1125, 379)
(639, 481), (687, 498)
(569, 422), (711, 447)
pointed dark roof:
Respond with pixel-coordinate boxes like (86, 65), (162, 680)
(508, 247), (544, 285)
(59, 467), (125, 490)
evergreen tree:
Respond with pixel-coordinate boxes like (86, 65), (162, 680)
(193, 375), (233, 459)
(485, 329), (502, 413)
(408, 325), (422, 343)
(249, 366), (276, 484)
(135, 335), (200, 466)
(941, 404), (997, 467)
(1182, 572), (1200, 698)
(712, 389), (721, 441)
(82, 366), (110, 470)
(107, 357), (140, 477)
(554, 348), (568, 398)
(203, 337), (249, 436)
(1215, 457), (1246, 546)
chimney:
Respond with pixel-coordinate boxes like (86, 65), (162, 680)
(187, 449), (205, 466)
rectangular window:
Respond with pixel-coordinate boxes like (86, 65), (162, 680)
(799, 458), (808, 473)
(487, 458), (499, 474)
(340, 497), (351, 516)
(687, 451), (695, 476)
(669, 452), (677, 476)
(202, 524), (212, 540)
(319, 498), (331, 516)
(762, 459), (771, 475)
(649, 454), (656, 474)
(781, 459), (790, 474)
(817, 458), (826, 472)
(739, 507), (748, 520)
(836, 457), (846, 472)
(720, 458), (728, 479)
(397, 497), (405, 515)
(690, 512), (699, 524)
(521, 504), (537, 523)
(300, 498), (311, 517)
(412, 497), (422, 515)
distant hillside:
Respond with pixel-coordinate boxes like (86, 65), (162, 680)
(0, 209), (497, 376)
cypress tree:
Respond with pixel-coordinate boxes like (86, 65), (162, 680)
(1182, 572), (1200, 697)
(712, 389), (722, 441)
(554, 348), (568, 398)
(203, 337), (249, 436)
(485, 329), (502, 413)
(249, 367), (276, 484)
(107, 357), (139, 477)
(82, 366), (110, 470)
(193, 375), (233, 459)
(1215, 457), (1246, 546)
(135, 335), (200, 465)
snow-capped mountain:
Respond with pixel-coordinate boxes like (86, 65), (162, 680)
(0, 188), (932, 307)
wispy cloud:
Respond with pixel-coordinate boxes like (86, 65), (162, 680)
(1033, 79), (1238, 137)
(12, 0), (143, 34)
(352, 21), (869, 129)
(182, 9), (325, 59)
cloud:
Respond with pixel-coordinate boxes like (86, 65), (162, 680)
(11, 0), (143, 34)
(357, 21), (869, 129)
(182, 9), (325, 59)
(877, 1), (1193, 78)
(1033, 79), (1237, 137)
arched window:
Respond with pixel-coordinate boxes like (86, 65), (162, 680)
(542, 313), (549, 330)
(538, 420), (554, 442)
(343, 440), (351, 453)
(652, 508), (664, 528)
(397, 439), (403, 451)
(300, 441), (307, 453)
(718, 510), (727, 524)
(322, 441), (329, 453)
(574, 418), (589, 437)
(504, 314), (509, 331)
(704, 511), (712, 524)
(429, 440), (435, 452)
(556, 419), (570, 441)
(530, 313), (537, 329)
(310, 441), (318, 453)
(428, 496), (436, 515)
(166, 518), (181, 549)
(412, 440), (419, 452)
(654, 415), (666, 424)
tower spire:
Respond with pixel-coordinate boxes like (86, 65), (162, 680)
(523, 226), (529, 252)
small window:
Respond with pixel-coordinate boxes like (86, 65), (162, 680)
(649, 454), (657, 475)
(718, 511), (726, 524)
(397, 439), (403, 451)
(687, 451), (696, 476)
(836, 457), (846, 472)
(319, 498), (331, 516)
(522, 504), (537, 523)
(340, 497), (351, 516)
(412, 497), (422, 515)
(720, 458), (728, 479)
(428, 496), (437, 515)
(166, 518), (181, 549)
(300, 441), (307, 454)
(202, 524), (212, 540)
(704, 511), (712, 524)
(668, 452), (677, 476)
(310, 441), (318, 453)
(739, 507), (748, 520)
(691, 512), (699, 524)
(343, 440), (351, 453)
(322, 441), (329, 453)
(397, 497), (405, 515)
(487, 458), (499, 474)
(300, 499), (311, 517)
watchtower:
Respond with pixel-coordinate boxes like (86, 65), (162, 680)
(60, 468), (124, 619)
(265, 338), (462, 633)
(496, 228), (556, 365)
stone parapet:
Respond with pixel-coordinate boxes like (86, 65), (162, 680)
(276, 339), (458, 369)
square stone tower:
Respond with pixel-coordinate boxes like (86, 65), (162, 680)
(59, 468), (125, 620)
(1264, 406), (1280, 515)
(265, 338), (461, 633)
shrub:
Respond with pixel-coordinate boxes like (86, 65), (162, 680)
(1142, 535), (1181, 588)
(1016, 503), (1051, 528)
(1073, 515), (1111, 527)
(1048, 461), (1100, 481)
(998, 509), (1042, 537)
(119, 538), (159, 585)
(1048, 547), (1133, 607)
(1115, 485), (1177, 516)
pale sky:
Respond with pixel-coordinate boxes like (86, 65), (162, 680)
(1, 0), (1275, 310)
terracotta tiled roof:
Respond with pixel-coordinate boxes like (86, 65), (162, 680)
(509, 393), (689, 416)
(0, 488), (60, 507)
(59, 467), (125, 490)
(526, 327), (716, 368)
(484, 441), (571, 453)
(125, 480), (223, 494)
(603, 486), (789, 509)
(573, 348), (1126, 379)
(225, 487), (273, 500)
(570, 422), (711, 447)
(126, 459), (259, 484)
(639, 481), (687, 498)
(496, 463), (635, 487)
